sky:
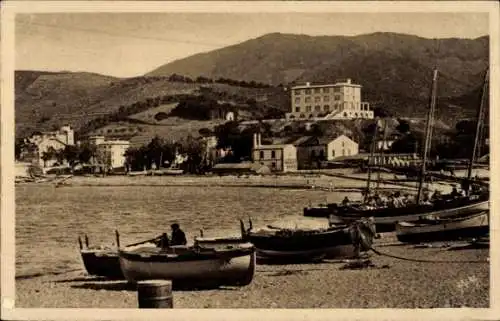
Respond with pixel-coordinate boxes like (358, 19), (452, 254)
(15, 12), (490, 78)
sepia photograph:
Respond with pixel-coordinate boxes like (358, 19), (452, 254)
(1, 1), (499, 319)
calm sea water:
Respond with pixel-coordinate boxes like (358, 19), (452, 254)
(15, 185), (342, 277)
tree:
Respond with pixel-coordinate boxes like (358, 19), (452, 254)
(78, 143), (96, 164)
(41, 151), (52, 167)
(62, 145), (80, 168)
(147, 136), (166, 169)
(396, 119), (411, 134)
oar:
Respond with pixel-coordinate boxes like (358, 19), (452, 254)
(124, 236), (162, 247)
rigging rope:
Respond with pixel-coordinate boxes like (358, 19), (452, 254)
(369, 246), (489, 264)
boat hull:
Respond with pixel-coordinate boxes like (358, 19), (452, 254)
(255, 244), (358, 261)
(119, 246), (256, 288)
(245, 224), (370, 262)
(396, 212), (489, 243)
(329, 199), (489, 232)
(81, 250), (123, 279)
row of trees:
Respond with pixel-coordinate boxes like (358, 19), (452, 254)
(166, 73), (273, 89)
(169, 95), (239, 121)
(124, 135), (210, 174)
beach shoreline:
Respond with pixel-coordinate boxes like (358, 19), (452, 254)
(16, 241), (489, 308)
(14, 169), (490, 308)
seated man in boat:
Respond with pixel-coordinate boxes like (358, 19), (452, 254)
(431, 189), (442, 202)
(392, 192), (406, 208)
(342, 196), (351, 206)
(450, 186), (461, 198)
(387, 195), (396, 208)
(170, 223), (187, 246)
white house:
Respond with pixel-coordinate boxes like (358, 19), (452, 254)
(252, 133), (297, 172)
(294, 135), (359, 169)
(25, 125), (75, 167)
(88, 136), (130, 170)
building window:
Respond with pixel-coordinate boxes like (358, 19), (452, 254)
(315, 105), (321, 111)
(314, 88), (321, 94)
(332, 150), (335, 157)
(323, 88), (330, 93)
(335, 95), (341, 101)
(306, 106), (312, 112)
(342, 141), (345, 147)
(334, 87), (341, 93)
(294, 89), (301, 95)
(324, 105), (330, 111)
(305, 89), (311, 94)
(305, 97), (311, 103)
(259, 151), (264, 159)
(271, 151), (276, 158)
(300, 113), (305, 118)
(314, 96), (321, 103)
(295, 97), (301, 104)
(295, 107), (300, 112)
(271, 162), (276, 168)
(324, 96), (330, 102)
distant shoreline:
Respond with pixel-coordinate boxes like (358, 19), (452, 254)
(15, 168), (480, 196)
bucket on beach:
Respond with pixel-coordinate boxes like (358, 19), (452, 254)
(137, 280), (173, 308)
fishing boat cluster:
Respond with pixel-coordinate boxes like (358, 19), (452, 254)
(78, 180), (489, 289)
(78, 68), (490, 291)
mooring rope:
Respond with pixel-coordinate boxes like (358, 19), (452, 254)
(369, 246), (489, 264)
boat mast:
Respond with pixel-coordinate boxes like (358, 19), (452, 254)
(376, 118), (389, 192)
(465, 69), (489, 194)
(365, 118), (379, 200)
(416, 69), (439, 204)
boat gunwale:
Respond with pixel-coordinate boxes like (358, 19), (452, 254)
(118, 246), (255, 262)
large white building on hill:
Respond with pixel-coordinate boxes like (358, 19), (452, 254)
(286, 79), (374, 120)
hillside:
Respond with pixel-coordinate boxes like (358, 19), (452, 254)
(147, 32), (488, 119)
(14, 71), (285, 139)
(15, 32), (488, 143)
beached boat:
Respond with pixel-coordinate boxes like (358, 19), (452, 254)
(326, 193), (489, 232)
(118, 242), (256, 287)
(395, 211), (489, 243)
(240, 217), (377, 262)
(79, 232), (157, 279)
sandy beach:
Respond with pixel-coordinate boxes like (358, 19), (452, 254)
(16, 238), (489, 308)
(14, 170), (490, 308)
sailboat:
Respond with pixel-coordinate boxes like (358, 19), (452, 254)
(395, 69), (490, 242)
(306, 69), (489, 232)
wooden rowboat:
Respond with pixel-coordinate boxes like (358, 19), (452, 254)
(79, 232), (157, 279)
(395, 211), (489, 244)
(118, 242), (256, 288)
(240, 217), (377, 262)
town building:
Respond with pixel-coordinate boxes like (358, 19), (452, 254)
(286, 79), (373, 120)
(294, 135), (359, 169)
(88, 136), (130, 171)
(252, 133), (297, 172)
(24, 125), (75, 167)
